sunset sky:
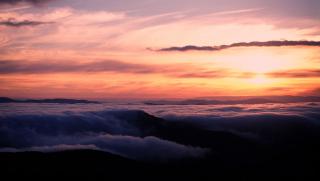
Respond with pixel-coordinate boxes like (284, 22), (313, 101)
(0, 0), (320, 99)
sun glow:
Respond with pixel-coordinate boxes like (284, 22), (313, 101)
(248, 74), (273, 85)
(215, 47), (308, 75)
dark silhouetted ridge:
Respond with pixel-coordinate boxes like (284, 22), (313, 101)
(0, 97), (99, 104)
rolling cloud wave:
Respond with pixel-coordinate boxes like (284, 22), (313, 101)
(1, 103), (320, 161)
(0, 109), (209, 161)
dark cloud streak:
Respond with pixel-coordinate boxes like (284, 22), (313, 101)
(0, 59), (233, 78)
(268, 69), (320, 78)
(157, 40), (320, 52)
(0, 60), (157, 74)
(0, 19), (52, 27)
(2, 60), (320, 79)
(0, 0), (51, 5)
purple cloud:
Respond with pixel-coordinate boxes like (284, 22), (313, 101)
(268, 69), (320, 78)
(157, 40), (320, 52)
(0, 0), (51, 4)
(0, 19), (52, 27)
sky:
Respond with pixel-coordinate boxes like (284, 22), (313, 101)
(0, 0), (320, 99)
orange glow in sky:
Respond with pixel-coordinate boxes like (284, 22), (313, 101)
(0, 0), (320, 99)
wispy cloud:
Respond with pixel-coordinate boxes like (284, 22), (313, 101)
(0, 4), (31, 11)
(208, 8), (263, 16)
(268, 69), (320, 78)
(156, 40), (320, 52)
(0, 0), (51, 5)
(0, 59), (157, 74)
(0, 59), (246, 79)
(0, 18), (52, 27)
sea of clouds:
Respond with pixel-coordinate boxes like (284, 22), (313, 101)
(0, 102), (320, 161)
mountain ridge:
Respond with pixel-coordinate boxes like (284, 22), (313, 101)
(0, 97), (100, 104)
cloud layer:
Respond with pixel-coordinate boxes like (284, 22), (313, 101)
(0, 19), (51, 27)
(0, 0), (51, 4)
(0, 59), (157, 74)
(0, 109), (209, 161)
(0, 59), (236, 79)
(157, 40), (320, 52)
(268, 69), (320, 78)
(1, 103), (320, 162)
